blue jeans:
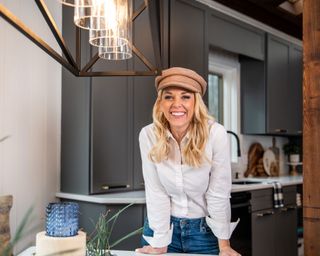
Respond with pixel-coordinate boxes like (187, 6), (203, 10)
(141, 216), (219, 254)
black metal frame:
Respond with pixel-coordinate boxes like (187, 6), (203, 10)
(0, 0), (162, 76)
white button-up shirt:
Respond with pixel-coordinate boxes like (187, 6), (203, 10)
(139, 121), (238, 248)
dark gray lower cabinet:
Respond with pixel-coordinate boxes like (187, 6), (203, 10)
(231, 187), (298, 256)
(251, 187), (298, 256)
(274, 206), (298, 256)
(252, 209), (275, 256)
(66, 200), (145, 250)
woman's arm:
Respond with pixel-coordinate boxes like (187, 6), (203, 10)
(205, 124), (240, 256)
(136, 128), (172, 251)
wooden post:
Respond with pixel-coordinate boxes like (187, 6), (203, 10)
(303, 0), (320, 255)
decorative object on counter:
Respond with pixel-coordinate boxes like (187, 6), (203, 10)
(244, 143), (268, 177)
(46, 202), (79, 237)
(262, 149), (276, 176)
(282, 140), (301, 162)
(269, 137), (280, 176)
(87, 203), (143, 256)
(1, 206), (34, 256)
(283, 140), (302, 175)
(287, 162), (303, 176)
(36, 202), (86, 256)
(0, 195), (13, 255)
(270, 182), (284, 208)
(0, 1), (161, 76)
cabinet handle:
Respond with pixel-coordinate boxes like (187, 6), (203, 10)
(256, 210), (274, 217)
(280, 205), (297, 212)
(274, 129), (288, 133)
(287, 205), (297, 210)
(101, 184), (130, 190)
(297, 130), (302, 134)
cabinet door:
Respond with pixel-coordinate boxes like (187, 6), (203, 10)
(288, 45), (303, 134)
(208, 13), (265, 60)
(61, 6), (91, 194)
(91, 60), (133, 194)
(252, 209), (275, 256)
(266, 34), (291, 134)
(170, 0), (208, 78)
(274, 206), (298, 256)
(132, 0), (157, 190)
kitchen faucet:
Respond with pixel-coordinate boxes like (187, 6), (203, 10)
(227, 130), (241, 157)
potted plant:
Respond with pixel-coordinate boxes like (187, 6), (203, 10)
(282, 141), (300, 163)
(86, 204), (143, 256)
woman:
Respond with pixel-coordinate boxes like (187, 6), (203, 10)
(136, 67), (240, 256)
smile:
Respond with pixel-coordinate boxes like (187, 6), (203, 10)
(170, 111), (186, 116)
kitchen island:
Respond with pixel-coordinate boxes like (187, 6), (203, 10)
(56, 175), (302, 256)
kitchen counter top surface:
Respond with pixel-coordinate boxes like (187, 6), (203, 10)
(56, 175), (302, 204)
(19, 247), (218, 256)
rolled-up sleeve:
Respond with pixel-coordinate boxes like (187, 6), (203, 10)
(205, 125), (239, 239)
(139, 129), (173, 248)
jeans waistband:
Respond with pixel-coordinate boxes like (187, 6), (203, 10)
(170, 216), (206, 226)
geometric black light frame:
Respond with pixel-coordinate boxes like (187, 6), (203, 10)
(0, 0), (162, 76)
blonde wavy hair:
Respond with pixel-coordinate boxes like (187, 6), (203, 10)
(149, 89), (213, 168)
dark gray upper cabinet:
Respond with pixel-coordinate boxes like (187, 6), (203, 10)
(266, 35), (291, 133)
(241, 34), (303, 135)
(208, 11), (265, 61)
(132, 0), (157, 190)
(91, 70), (133, 193)
(169, 0), (208, 78)
(288, 45), (303, 133)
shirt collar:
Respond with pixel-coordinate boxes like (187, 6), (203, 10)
(166, 129), (190, 143)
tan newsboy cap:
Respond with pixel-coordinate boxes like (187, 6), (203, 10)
(155, 67), (207, 96)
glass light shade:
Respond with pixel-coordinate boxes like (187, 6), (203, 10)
(98, 43), (132, 60)
(60, 0), (92, 7)
(89, 0), (132, 60)
(74, 0), (107, 30)
(46, 202), (79, 237)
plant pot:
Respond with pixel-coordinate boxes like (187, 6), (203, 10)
(289, 154), (300, 163)
(87, 249), (114, 256)
(0, 195), (13, 254)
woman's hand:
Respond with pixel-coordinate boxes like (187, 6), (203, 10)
(135, 245), (168, 254)
(219, 245), (241, 256)
(218, 239), (241, 256)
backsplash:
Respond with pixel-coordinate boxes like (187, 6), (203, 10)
(231, 135), (290, 178)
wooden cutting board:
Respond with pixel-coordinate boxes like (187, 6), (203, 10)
(244, 143), (266, 177)
(268, 137), (280, 176)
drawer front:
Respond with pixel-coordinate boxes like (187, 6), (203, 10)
(283, 185), (297, 206)
(251, 189), (273, 212)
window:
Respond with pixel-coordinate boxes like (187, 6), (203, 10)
(208, 73), (224, 123)
(208, 49), (240, 163)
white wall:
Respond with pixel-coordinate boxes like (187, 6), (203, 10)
(0, 0), (62, 253)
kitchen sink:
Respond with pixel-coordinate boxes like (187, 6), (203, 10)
(232, 180), (262, 185)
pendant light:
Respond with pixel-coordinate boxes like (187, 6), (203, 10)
(60, 0), (92, 7)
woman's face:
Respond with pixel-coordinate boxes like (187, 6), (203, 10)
(160, 87), (195, 132)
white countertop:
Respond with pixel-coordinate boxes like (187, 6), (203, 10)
(56, 175), (302, 204)
(18, 247), (218, 256)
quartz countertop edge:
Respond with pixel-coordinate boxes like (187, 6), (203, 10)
(18, 247), (218, 256)
(56, 191), (146, 204)
(56, 175), (302, 204)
